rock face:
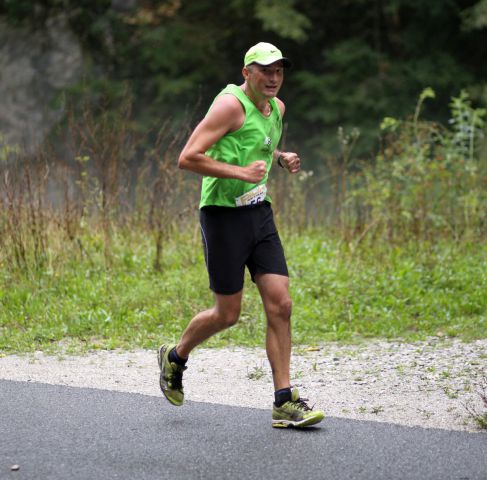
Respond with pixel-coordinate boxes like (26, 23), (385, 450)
(0, 15), (83, 152)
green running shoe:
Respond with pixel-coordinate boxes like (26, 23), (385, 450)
(157, 344), (186, 407)
(272, 388), (325, 428)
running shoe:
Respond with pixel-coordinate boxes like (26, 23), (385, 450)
(157, 344), (186, 406)
(272, 388), (325, 428)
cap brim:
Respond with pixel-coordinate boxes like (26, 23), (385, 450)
(252, 57), (292, 68)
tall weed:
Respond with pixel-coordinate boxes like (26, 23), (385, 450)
(0, 97), (196, 276)
(344, 89), (486, 244)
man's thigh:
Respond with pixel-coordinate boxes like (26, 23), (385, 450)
(255, 273), (290, 303)
(200, 207), (252, 295)
(247, 204), (289, 281)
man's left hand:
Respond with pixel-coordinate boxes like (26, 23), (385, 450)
(279, 152), (301, 174)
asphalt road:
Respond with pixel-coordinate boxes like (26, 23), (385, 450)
(1, 379), (486, 480)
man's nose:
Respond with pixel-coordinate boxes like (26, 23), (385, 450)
(268, 71), (279, 81)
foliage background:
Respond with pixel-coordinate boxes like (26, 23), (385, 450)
(0, 1), (486, 352)
(1, 0), (487, 160)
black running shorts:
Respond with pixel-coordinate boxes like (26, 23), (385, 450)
(199, 201), (289, 295)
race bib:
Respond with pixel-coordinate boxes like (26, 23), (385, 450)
(235, 184), (267, 207)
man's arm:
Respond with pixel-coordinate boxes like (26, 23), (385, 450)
(178, 95), (266, 184)
(273, 98), (301, 174)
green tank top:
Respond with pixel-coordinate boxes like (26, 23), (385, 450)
(199, 84), (283, 208)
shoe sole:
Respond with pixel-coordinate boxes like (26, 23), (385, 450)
(272, 412), (325, 428)
(157, 345), (183, 407)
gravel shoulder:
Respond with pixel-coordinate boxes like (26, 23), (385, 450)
(1, 338), (486, 433)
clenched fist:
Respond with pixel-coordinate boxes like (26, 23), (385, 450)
(241, 160), (267, 183)
(279, 152), (301, 174)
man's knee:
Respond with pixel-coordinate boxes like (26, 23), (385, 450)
(281, 297), (292, 320)
(213, 291), (243, 328)
(214, 305), (241, 328)
(270, 296), (292, 321)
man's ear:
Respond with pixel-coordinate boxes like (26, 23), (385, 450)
(242, 66), (250, 80)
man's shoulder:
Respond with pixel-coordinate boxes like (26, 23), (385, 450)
(214, 91), (244, 109)
(274, 97), (286, 116)
(205, 88), (245, 132)
(210, 88), (245, 117)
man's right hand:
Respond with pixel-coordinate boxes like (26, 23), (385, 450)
(241, 160), (267, 183)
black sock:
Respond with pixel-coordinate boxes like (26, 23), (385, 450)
(274, 387), (292, 407)
(169, 347), (188, 367)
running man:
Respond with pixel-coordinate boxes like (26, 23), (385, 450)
(158, 42), (324, 428)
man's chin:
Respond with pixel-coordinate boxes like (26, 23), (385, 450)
(264, 88), (279, 98)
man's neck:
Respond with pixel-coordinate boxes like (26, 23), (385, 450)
(240, 83), (271, 115)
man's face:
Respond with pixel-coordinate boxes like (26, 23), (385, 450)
(245, 61), (284, 99)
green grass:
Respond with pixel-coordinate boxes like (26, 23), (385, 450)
(1, 230), (486, 354)
(288, 235), (486, 343)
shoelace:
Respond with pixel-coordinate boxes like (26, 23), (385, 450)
(169, 363), (185, 390)
(292, 397), (313, 411)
